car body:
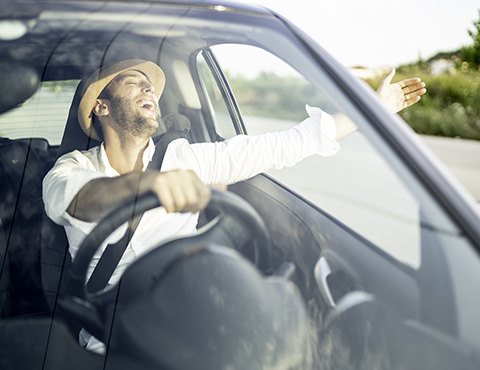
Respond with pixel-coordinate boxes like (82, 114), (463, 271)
(1, 0), (480, 369)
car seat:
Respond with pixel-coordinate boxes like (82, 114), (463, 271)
(0, 137), (52, 317)
(0, 71), (190, 318)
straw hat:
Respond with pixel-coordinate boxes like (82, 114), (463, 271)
(78, 59), (165, 141)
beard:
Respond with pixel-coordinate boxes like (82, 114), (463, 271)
(110, 96), (158, 138)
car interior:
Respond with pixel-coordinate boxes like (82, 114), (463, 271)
(1, 1), (480, 370)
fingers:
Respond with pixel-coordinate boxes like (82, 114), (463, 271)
(402, 81), (426, 95)
(402, 82), (426, 108)
(398, 79), (426, 111)
(405, 88), (426, 101)
(376, 68), (427, 113)
(396, 77), (421, 88)
(403, 95), (421, 109)
(400, 91), (423, 111)
(154, 170), (212, 213)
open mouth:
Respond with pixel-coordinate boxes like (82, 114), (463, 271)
(136, 99), (155, 111)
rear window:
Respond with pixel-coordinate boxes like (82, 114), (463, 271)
(0, 80), (78, 145)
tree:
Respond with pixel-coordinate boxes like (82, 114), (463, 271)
(461, 10), (480, 71)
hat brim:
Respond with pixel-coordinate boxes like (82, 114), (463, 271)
(78, 59), (166, 140)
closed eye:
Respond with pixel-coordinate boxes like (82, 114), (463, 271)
(123, 76), (140, 85)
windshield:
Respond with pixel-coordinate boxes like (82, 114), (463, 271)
(1, 2), (479, 370)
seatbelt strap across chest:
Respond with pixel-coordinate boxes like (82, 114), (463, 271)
(86, 129), (188, 293)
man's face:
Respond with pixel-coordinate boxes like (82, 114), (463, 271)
(103, 70), (160, 138)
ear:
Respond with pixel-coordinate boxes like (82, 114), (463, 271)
(93, 99), (110, 117)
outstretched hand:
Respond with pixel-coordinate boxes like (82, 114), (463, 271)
(376, 67), (426, 113)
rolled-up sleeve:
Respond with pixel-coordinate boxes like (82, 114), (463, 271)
(42, 150), (107, 228)
(161, 105), (340, 185)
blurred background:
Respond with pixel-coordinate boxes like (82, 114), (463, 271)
(232, 0), (480, 200)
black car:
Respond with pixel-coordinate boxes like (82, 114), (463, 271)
(1, 0), (480, 369)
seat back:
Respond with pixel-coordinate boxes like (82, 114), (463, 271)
(56, 78), (101, 160)
(38, 79), (94, 317)
(0, 138), (50, 317)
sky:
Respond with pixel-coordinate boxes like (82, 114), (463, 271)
(235, 0), (480, 69)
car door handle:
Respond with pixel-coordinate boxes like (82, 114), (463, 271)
(314, 256), (336, 308)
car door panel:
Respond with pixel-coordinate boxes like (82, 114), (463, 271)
(229, 174), (421, 321)
(198, 43), (462, 338)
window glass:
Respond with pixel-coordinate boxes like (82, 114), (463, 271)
(196, 53), (237, 140)
(0, 81), (77, 146)
(211, 44), (422, 268)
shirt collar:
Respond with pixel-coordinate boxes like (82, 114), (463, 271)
(143, 137), (155, 170)
(99, 138), (155, 176)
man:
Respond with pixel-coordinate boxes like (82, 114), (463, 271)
(43, 59), (425, 351)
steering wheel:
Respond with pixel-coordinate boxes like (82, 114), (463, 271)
(68, 189), (272, 304)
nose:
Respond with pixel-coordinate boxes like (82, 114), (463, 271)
(141, 80), (155, 95)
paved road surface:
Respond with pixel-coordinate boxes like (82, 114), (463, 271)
(421, 135), (480, 201)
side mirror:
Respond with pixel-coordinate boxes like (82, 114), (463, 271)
(0, 63), (38, 114)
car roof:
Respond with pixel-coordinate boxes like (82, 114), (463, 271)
(2, 0), (282, 82)
(6, 0), (274, 17)
(133, 0), (273, 14)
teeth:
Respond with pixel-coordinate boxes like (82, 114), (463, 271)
(138, 100), (154, 110)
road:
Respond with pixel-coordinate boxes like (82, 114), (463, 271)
(421, 135), (480, 201)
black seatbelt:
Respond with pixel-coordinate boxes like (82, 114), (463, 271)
(86, 129), (188, 293)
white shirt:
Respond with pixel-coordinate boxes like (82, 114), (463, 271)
(42, 105), (339, 351)
(43, 105), (339, 287)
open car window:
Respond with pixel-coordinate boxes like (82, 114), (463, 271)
(205, 44), (424, 269)
(198, 42), (480, 348)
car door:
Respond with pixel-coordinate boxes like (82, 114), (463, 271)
(191, 41), (480, 369)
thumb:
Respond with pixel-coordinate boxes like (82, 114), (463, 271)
(381, 67), (395, 86)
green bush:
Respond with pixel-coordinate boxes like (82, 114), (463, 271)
(461, 9), (480, 72)
(228, 71), (329, 121)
